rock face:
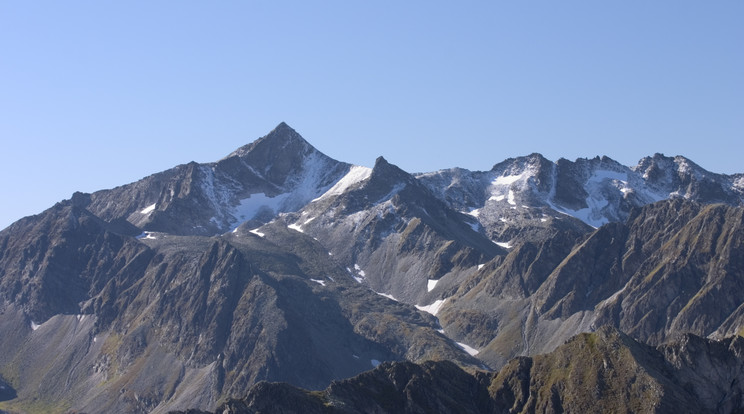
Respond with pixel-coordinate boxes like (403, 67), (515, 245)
(1, 123), (743, 413)
(173, 327), (744, 414)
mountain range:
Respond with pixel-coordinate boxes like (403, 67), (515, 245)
(0, 123), (743, 413)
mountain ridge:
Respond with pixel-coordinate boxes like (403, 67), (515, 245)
(1, 123), (743, 413)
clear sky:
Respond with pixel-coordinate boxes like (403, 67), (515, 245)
(1, 1), (742, 229)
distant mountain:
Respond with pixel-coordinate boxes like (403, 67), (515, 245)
(417, 152), (743, 232)
(0, 123), (742, 412)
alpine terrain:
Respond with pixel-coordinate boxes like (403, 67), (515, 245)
(1, 123), (743, 413)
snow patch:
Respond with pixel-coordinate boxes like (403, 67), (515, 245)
(547, 169), (640, 228)
(456, 342), (480, 356)
(287, 223), (304, 233)
(415, 299), (446, 316)
(351, 264), (366, 283)
(507, 190), (517, 205)
(494, 172), (528, 186)
(495, 241), (512, 249)
(224, 151), (352, 228)
(31, 321), (41, 331)
(734, 176), (744, 190)
(427, 279), (439, 292)
(140, 203), (156, 214)
(234, 193), (289, 224)
(467, 208), (481, 217)
(310, 279), (326, 286)
(136, 232), (157, 240)
(351, 265), (366, 284)
(477, 264), (485, 270)
(249, 229), (265, 237)
(376, 292), (398, 301)
(313, 165), (372, 201)
(545, 163), (610, 228)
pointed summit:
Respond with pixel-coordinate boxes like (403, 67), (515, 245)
(228, 122), (306, 159)
(220, 123), (349, 189)
(370, 156), (414, 182)
(272, 121), (293, 133)
(260, 121), (302, 146)
(365, 156), (417, 196)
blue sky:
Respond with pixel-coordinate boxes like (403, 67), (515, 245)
(1, 1), (742, 229)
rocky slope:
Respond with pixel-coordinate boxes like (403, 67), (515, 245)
(1, 123), (743, 412)
(0, 208), (478, 413)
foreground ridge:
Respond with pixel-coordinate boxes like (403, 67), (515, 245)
(171, 327), (744, 414)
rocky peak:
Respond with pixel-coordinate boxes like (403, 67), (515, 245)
(637, 153), (742, 205)
(580, 155), (627, 172)
(342, 156), (417, 207)
(634, 153), (697, 185)
(224, 122), (330, 187)
(490, 153), (553, 179)
(369, 156), (416, 185)
(228, 122), (303, 157)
